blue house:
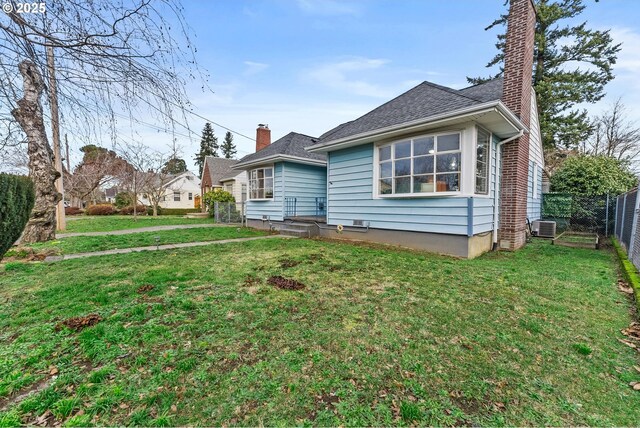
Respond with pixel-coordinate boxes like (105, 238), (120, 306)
(234, 127), (328, 225)
(236, 0), (542, 257)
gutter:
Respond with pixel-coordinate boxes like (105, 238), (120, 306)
(492, 129), (525, 246)
(233, 154), (327, 170)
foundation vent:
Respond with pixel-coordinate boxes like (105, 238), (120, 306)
(353, 219), (364, 226)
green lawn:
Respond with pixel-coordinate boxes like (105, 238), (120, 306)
(64, 215), (215, 233)
(6, 227), (267, 256)
(0, 239), (639, 426)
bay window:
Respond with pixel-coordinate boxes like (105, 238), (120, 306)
(378, 132), (461, 195)
(249, 167), (273, 199)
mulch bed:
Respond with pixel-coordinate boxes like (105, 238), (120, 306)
(267, 275), (306, 290)
(136, 284), (155, 293)
(56, 314), (102, 332)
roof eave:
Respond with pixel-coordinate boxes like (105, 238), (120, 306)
(233, 154), (327, 170)
(307, 101), (527, 153)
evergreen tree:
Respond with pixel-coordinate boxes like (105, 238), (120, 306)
(162, 157), (188, 174)
(194, 122), (218, 177)
(220, 131), (237, 159)
(469, 0), (621, 153)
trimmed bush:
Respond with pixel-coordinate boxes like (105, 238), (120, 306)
(85, 204), (116, 216)
(146, 207), (200, 216)
(0, 174), (35, 259)
(120, 205), (148, 215)
(114, 192), (134, 209)
(65, 206), (83, 216)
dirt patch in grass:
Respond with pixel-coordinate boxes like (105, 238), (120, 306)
(279, 258), (300, 268)
(243, 275), (261, 287)
(55, 313), (102, 332)
(0, 376), (52, 412)
(307, 392), (340, 420)
(136, 284), (155, 293)
(267, 275), (306, 290)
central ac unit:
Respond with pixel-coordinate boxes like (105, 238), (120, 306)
(531, 220), (556, 238)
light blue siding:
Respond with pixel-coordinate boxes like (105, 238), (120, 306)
(527, 160), (542, 220)
(282, 162), (327, 216)
(246, 163), (284, 221)
(327, 144), (471, 235)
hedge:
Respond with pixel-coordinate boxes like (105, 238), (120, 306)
(0, 174), (35, 259)
(146, 207), (200, 216)
(612, 238), (640, 310)
(85, 204), (116, 215)
(120, 205), (147, 215)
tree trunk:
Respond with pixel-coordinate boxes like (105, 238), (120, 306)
(11, 60), (61, 243)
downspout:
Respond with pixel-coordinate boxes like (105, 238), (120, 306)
(492, 130), (525, 247)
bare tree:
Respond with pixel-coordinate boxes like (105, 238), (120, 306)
(0, 1), (207, 240)
(65, 146), (125, 207)
(585, 99), (640, 165)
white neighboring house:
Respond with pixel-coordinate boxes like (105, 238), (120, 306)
(201, 156), (248, 211)
(140, 171), (201, 209)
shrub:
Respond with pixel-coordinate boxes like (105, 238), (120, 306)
(114, 192), (134, 209)
(65, 206), (83, 216)
(0, 174), (35, 260)
(119, 205), (147, 215)
(153, 208), (200, 216)
(85, 204), (116, 215)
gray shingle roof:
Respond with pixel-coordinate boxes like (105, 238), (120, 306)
(236, 132), (325, 166)
(318, 77), (504, 144)
(205, 157), (240, 185)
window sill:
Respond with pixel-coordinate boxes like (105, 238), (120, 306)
(248, 198), (274, 202)
(374, 192), (491, 199)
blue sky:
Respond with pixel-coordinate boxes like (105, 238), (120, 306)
(121, 0), (640, 169)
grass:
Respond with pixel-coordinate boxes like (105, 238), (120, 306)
(6, 227), (268, 256)
(64, 215), (215, 233)
(0, 239), (639, 426)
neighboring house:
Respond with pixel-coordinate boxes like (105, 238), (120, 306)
(139, 171), (201, 209)
(235, 0), (541, 258)
(104, 187), (118, 204)
(200, 156), (248, 211)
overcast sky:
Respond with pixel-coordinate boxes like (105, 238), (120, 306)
(91, 0), (640, 173)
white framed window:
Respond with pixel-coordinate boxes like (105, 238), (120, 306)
(377, 132), (461, 195)
(173, 191), (181, 202)
(224, 183), (233, 193)
(475, 128), (491, 195)
(249, 166), (274, 199)
(188, 192), (193, 201)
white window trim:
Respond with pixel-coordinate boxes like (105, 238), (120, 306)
(248, 164), (275, 201)
(474, 126), (492, 196)
(532, 162), (539, 199)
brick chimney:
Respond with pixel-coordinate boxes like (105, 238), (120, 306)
(256, 124), (271, 152)
(498, 0), (536, 251)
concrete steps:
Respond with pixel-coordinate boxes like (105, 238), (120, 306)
(279, 222), (318, 238)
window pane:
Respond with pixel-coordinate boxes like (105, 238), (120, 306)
(380, 162), (392, 178)
(257, 169), (264, 180)
(476, 129), (490, 194)
(265, 178), (273, 190)
(379, 178), (392, 195)
(258, 188), (264, 199)
(264, 188), (273, 198)
(394, 159), (411, 176)
(264, 168), (273, 178)
(436, 153), (460, 173)
(395, 177), (411, 194)
(394, 141), (411, 159)
(436, 173), (460, 191)
(413, 155), (434, 175)
(413, 137), (434, 156)
(413, 175), (435, 193)
(437, 134), (460, 152)
(258, 178), (264, 190)
(379, 146), (391, 161)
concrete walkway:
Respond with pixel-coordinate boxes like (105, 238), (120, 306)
(44, 235), (292, 262)
(56, 223), (224, 238)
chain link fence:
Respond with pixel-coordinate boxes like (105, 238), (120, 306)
(541, 193), (615, 235)
(613, 189), (640, 270)
(212, 201), (244, 224)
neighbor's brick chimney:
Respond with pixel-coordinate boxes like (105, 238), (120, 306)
(498, 0), (536, 251)
(256, 124), (271, 152)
